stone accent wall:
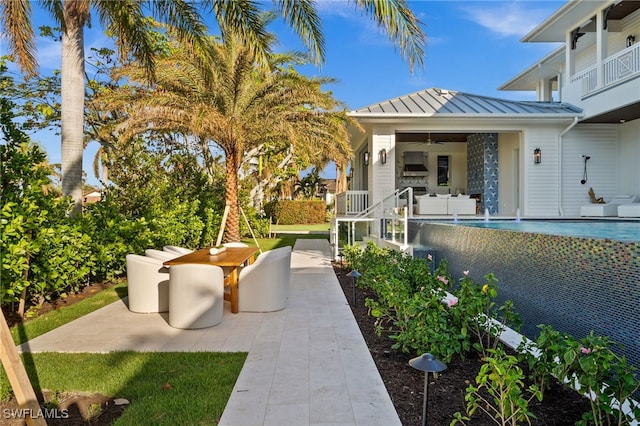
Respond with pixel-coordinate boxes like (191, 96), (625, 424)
(467, 133), (499, 214)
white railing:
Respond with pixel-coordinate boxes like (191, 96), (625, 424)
(381, 206), (409, 248)
(335, 190), (369, 215)
(571, 43), (640, 96)
(604, 43), (640, 85)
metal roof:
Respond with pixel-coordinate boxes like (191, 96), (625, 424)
(349, 88), (583, 117)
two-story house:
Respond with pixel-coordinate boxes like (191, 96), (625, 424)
(334, 0), (639, 249)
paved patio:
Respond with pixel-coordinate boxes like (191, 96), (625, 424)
(17, 239), (401, 426)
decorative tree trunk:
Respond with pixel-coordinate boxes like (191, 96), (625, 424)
(224, 149), (241, 242)
(61, 2), (88, 214)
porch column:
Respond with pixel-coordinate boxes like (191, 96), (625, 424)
(371, 128), (395, 236)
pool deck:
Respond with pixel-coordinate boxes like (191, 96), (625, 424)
(16, 239), (401, 426)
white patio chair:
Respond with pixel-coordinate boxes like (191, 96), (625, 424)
(145, 249), (178, 261)
(222, 242), (249, 248)
(238, 246), (291, 312)
(163, 245), (194, 255)
(169, 264), (225, 329)
(125, 254), (169, 313)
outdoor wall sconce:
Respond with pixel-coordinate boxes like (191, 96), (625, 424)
(627, 35), (636, 47)
(409, 353), (447, 426)
(379, 148), (387, 165)
(363, 151), (369, 166)
(533, 148), (542, 164)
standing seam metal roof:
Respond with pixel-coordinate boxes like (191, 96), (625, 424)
(350, 88), (583, 116)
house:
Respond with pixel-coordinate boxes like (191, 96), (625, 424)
(333, 0), (639, 251)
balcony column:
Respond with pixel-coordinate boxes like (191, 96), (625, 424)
(596, 8), (608, 90)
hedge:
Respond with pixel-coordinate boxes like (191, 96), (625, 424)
(265, 200), (326, 224)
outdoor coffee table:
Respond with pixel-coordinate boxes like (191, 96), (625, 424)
(163, 246), (259, 313)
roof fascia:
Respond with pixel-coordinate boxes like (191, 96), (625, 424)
(499, 46), (565, 90)
(522, 0), (611, 42)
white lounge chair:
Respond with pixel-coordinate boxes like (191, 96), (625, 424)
(238, 246), (291, 312)
(580, 195), (638, 217)
(162, 245), (193, 255)
(145, 249), (178, 261)
(168, 264), (225, 329)
(617, 203), (640, 218)
(125, 254), (169, 313)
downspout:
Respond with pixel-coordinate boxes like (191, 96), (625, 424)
(558, 117), (579, 216)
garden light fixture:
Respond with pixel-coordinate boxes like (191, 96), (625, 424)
(409, 353), (447, 426)
(346, 270), (361, 307)
(364, 151), (370, 166)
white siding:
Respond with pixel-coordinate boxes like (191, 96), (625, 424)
(618, 119), (640, 196)
(524, 125), (563, 216)
(370, 129), (395, 215)
(561, 124), (618, 216)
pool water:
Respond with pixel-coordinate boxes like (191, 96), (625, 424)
(451, 220), (640, 242)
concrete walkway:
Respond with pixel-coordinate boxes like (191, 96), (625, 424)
(18, 239), (400, 426)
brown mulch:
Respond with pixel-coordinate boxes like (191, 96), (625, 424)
(333, 263), (592, 425)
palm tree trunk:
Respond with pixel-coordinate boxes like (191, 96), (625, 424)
(61, 1), (88, 214)
(224, 149), (241, 242)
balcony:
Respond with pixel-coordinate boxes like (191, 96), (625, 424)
(336, 190), (369, 215)
(571, 43), (640, 97)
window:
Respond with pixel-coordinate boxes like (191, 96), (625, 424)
(437, 155), (450, 186)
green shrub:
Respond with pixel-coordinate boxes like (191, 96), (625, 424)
(264, 199), (326, 224)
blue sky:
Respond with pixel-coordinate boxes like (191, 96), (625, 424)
(7, 0), (566, 184)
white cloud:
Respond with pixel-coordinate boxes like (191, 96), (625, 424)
(458, 2), (557, 38)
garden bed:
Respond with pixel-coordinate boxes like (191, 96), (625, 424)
(333, 263), (592, 425)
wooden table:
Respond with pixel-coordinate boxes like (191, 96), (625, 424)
(163, 246), (259, 313)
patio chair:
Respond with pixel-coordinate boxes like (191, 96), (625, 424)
(125, 254), (169, 313)
(222, 242), (249, 248)
(169, 264), (225, 329)
(145, 249), (178, 261)
(581, 194), (637, 217)
(163, 245), (193, 255)
(238, 246), (291, 312)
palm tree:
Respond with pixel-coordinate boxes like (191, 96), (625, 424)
(2, 0), (425, 213)
(94, 29), (355, 242)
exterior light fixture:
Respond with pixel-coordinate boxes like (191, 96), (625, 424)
(409, 353), (447, 426)
(533, 148), (542, 164)
(363, 151), (369, 166)
(379, 148), (387, 165)
(346, 270), (361, 306)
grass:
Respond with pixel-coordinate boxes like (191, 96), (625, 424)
(7, 351), (246, 425)
(270, 223), (330, 233)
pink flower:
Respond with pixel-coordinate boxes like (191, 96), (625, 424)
(427, 254), (433, 261)
(463, 270), (470, 276)
(437, 275), (449, 285)
(448, 297), (458, 307)
(580, 347), (592, 355)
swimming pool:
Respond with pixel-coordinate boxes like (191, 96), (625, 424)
(450, 220), (640, 242)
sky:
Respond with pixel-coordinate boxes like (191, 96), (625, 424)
(4, 0), (566, 184)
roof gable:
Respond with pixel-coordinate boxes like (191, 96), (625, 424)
(350, 88), (582, 117)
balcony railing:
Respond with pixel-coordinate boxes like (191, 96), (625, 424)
(571, 43), (640, 96)
(335, 190), (368, 215)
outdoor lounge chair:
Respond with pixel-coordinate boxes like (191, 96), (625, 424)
(162, 245), (193, 255)
(580, 193), (637, 217)
(168, 264), (225, 329)
(145, 249), (178, 261)
(125, 254), (169, 313)
(617, 202), (640, 218)
(238, 246), (291, 312)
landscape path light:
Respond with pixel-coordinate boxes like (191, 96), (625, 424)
(409, 353), (447, 426)
(346, 270), (361, 307)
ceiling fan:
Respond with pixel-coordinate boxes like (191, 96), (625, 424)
(426, 133), (444, 145)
